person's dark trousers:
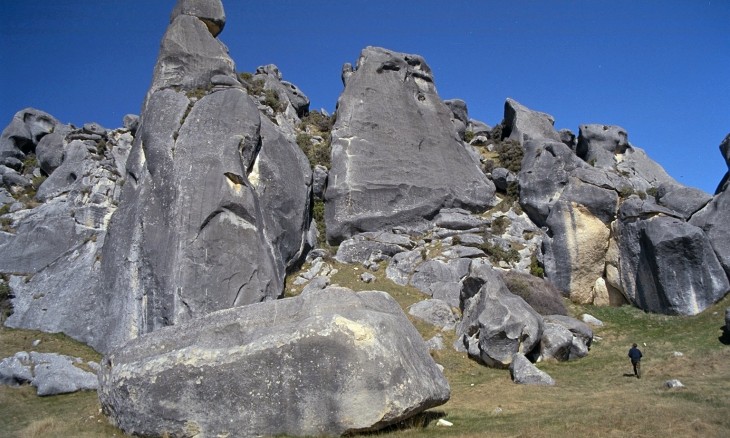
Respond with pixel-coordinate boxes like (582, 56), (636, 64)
(632, 360), (641, 378)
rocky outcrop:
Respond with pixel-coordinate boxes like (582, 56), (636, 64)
(98, 288), (450, 437)
(503, 98), (561, 145)
(616, 199), (728, 315)
(456, 262), (543, 368)
(325, 46), (495, 243)
(93, 0), (312, 353)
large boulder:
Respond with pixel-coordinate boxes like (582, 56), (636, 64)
(0, 108), (60, 160)
(575, 124), (629, 168)
(503, 98), (561, 144)
(509, 353), (555, 385)
(690, 188), (730, 278)
(616, 204), (729, 315)
(149, 8), (235, 94)
(325, 46), (495, 243)
(456, 262), (543, 367)
(98, 288), (450, 437)
(170, 0), (226, 36)
(656, 183), (711, 220)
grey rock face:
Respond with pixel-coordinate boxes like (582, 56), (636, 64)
(35, 132), (65, 174)
(386, 249), (424, 286)
(170, 0), (226, 36)
(98, 288), (450, 437)
(491, 167), (518, 192)
(312, 164), (328, 198)
(720, 133), (730, 169)
(434, 208), (488, 230)
(253, 64), (311, 119)
(576, 124), (629, 168)
(96, 87), (282, 353)
(690, 188), (730, 278)
(0, 108), (60, 160)
(509, 353), (555, 385)
(457, 263), (543, 368)
(539, 322), (573, 361)
(410, 258), (471, 297)
(617, 212), (729, 315)
(503, 98), (561, 144)
(325, 47), (495, 243)
(408, 299), (457, 330)
(150, 13), (235, 94)
(335, 232), (414, 264)
(254, 116), (313, 276)
(0, 351), (98, 396)
(656, 183), (711, 220)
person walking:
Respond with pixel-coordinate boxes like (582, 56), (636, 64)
(628, 343), (643, 378)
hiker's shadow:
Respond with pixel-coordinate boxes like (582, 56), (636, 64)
(622, 373), (636, 378)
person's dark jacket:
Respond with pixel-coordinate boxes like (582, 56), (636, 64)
(628, 347), (642, 362)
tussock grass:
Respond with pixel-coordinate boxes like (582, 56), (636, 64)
(2, 263), (728, 437)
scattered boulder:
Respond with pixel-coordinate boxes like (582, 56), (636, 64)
(0, 108), (60, 160)
(335, 232), (414, 264)
(581, 314), (604, 326)
(408, 299), (457, 330)
(664, 379), (685, 389)
(325, 46), (495, 243)
(98, 288), (450, 437)
(0, 351), (98, 396)
(509, 353), (555, 385)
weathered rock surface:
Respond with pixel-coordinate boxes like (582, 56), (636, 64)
(457, 262), (543, 367)
(171, 0), (226, 37)
(656, 183), (711, 220)
(509, 353), (555, 385)
(408, 299), (457, 330)
(690, 188), (730, 278)
(93, 4), (312, 353)
(616, 207), (728, 315)
(325, 46), (495, 243)
(98, 288), (450, 437)
(0, 108), (61, 161)
(576, 124), (629, 168)
(503, 98), (561, 144)
(0, 351), (98, 396)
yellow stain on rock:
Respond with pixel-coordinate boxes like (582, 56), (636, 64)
(332, 316), (375, 345)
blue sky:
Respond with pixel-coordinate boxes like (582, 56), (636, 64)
(1, 1), (728, 194)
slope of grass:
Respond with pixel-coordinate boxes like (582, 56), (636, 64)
(1, 264), (728, 437)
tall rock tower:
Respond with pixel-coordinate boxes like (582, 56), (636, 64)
(94, 0), (312, 352)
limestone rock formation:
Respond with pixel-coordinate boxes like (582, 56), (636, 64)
(325, 46), (496, 243)
(503, 98), (561, 145)
(456, 262), (543, 368)
(93, 1), (312, 353)
(98, 288), (450, 437)
(509, 353), (555, 385)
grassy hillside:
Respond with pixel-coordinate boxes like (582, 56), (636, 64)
(1, 261), (728, 437)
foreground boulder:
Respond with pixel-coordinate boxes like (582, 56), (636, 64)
(325, 46), (495, 243)
(0, 351), (98, 396)
(98, 288), (450, 437)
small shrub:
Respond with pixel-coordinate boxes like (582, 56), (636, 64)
(185, 86), (209, 100)
(263, 89), (285, 113)
(618, 186), (634, 198)
(451, 235), (462, 245)
(96, 139), (108, 155)
(0, 278), (12, 321)
(479, 241), (519, 265)
(312, 199), (326, 246)
(501, 270), (567, 315)
(0, 204), (9, 216)
(529, 253), (544, 278)
(489, 123), (504, 141)
(496, 139), (523, 173)
(646, 186), (659, 200)
(296, 133), (331, 169)
(22, 154), (38, 175)
(464, 130), (475, 143)
(31, 175), (46, 189)
(299, 110), (335, 133)
(238, 72), (253, 82)
(491, 216), (511, 235)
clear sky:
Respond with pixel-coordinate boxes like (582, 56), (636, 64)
(1, 1), (728, 194)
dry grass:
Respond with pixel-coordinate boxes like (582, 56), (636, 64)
(1, 261), (728, 437)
